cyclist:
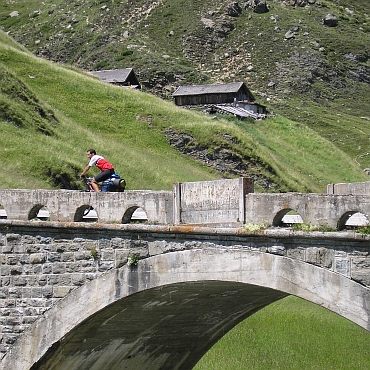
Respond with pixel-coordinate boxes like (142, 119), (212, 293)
(80, 149), (115, 192)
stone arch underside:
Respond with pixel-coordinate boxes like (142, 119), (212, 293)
(2, 249), (369, 370)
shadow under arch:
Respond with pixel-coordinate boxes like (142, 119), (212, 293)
(0, 204), (7, 219)
(28, 205), (49, 221)
(74, 205), (98, 222)
(2, 249), (369, 370)
(340, 211), (369, 230)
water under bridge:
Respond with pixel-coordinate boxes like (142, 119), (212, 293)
(0, 178), (369, 370)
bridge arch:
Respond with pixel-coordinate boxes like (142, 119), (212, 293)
(2, 248), (369, 370)
(338, 210), (369, 230)
(273, 208), (304, 227)
(122, 206), (148, 223)
(74, 204), (97, 222)
(28, 205), (49, 221)
(0, 204), (7, 219)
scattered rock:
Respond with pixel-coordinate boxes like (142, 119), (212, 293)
(201, 17), (215, 28)
(244, 0), (269, 14)
(345, 7), (354, 16)
(29, 10), (41, 18)
(323, 14), (338, 27)
(255, 0), (269, 13)
(284, 30), (295, 39)
(225, 2), (243, 17)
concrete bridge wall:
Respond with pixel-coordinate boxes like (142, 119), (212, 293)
(327, 181), (370, 195)
(1, 220), (370, 367)
(0, 190), (173, 224)
(1, 178), (369, 229)
(244, 192), (370, 229)
(173, 177), (253, 226)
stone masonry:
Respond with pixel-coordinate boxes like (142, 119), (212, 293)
(1, 220), (370, 357)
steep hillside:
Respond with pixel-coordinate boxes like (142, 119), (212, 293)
(0, 0), (369, 171)
(0, 30), (368, 192)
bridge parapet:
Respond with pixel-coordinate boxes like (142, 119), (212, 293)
(327, 181), (370, 195)
(245, 192), (370, 230)
(0, 189), (173, 224)
(0, 179), (369, 229)
(173, 177), (253, 227)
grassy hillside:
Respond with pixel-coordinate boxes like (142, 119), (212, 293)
(1, 0), (369, 172)
(0, 30), (368, 192)
(0, 32), (216, 190)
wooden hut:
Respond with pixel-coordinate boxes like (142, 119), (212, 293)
(90, 68), (141, 89)
(172, 81), (254, 106)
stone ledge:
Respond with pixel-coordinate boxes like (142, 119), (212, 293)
(1, 219), (369, 241)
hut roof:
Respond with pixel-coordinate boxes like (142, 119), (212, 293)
(172, 82), (247, 96)
(90, 68), (137, 84)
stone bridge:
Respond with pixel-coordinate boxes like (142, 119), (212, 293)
(0, 179), (370, 369)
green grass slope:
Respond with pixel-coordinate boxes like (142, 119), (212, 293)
(0, 32), (216, 190)
(0, 31), (368, 192)
(0, 0), (369, 173)
(195, 296), (370, 370)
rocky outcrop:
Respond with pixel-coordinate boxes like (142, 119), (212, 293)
(164, 128), (280, 191)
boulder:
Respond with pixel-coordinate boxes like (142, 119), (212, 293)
(323, 14), (338, 27)
(244, 0), (269, 14)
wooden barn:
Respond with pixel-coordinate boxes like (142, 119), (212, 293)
(172, 81), (255, 106)
(90, 68), (141, 89)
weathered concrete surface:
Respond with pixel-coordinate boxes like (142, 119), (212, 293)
(1, 179), (369, 228)
(328, 181), (370, 195)
(1, 248), (369, 370)
(245, 192), (370, 229)
(0, 189), (173, 224)
(173, 177), (253, 226)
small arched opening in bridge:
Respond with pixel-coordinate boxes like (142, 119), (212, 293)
(273, 209), (303, 227)
(28, 205), (50, 221)
(122, 206), (148, 224)
(0, 204), (7, 219)
(338, 211), (369, 231)
(74, 205), (98, 222)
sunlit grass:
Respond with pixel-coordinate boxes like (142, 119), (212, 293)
(234, 116), (367, 192)
(0, 30), (368, 193)
(194, 296), (370, 370)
